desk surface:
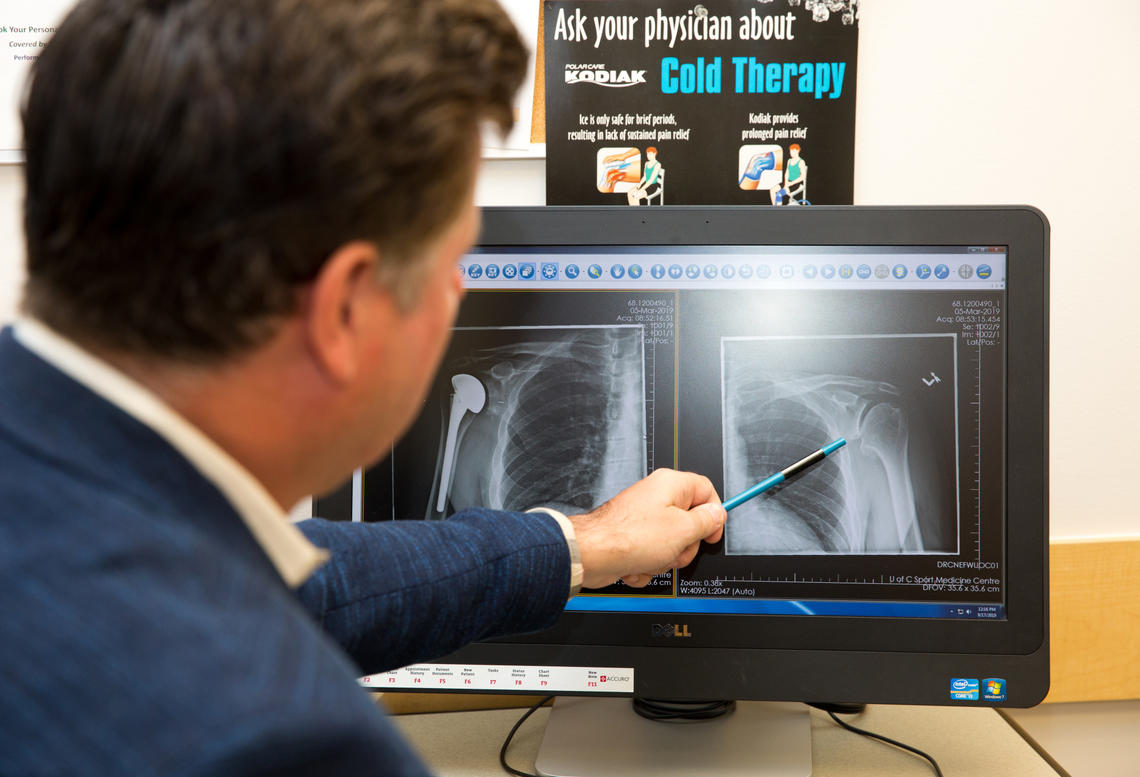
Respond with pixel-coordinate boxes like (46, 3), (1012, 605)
(392, 702), (1064, 776)
(1006, 699), (1140, 777)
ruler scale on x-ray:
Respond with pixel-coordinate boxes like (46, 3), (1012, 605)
(645, 340), (656, 472)
(690, 574), (931, 587)
(972, 342), (983, 562)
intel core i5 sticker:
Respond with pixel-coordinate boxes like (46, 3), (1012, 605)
(950, 678), (980, 701)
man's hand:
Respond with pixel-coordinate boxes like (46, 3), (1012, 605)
(568, 469), (726, 589)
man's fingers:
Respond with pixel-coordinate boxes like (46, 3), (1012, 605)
(683, 501), (726, 544)
(671, 540), (702, 570)
(618, 517), (721, 586)
(621, 573), (653, 587)
(576, 469), (726, 589)
(666, 469), (720, 511)
(687, 473), (721, 510)
(649, 468), (719, 512)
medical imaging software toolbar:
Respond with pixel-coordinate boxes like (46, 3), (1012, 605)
(362, 245), (1008, 622)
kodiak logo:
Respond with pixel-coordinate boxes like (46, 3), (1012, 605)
(565, 64), (647, 87)
(651, 623), (692, 638)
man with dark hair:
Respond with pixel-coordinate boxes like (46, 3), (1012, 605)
(0, 1), (726, 774)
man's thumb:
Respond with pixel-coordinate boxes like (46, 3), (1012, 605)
(697, 502), (727, 531)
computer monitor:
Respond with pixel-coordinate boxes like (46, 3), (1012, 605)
(315, 205), (1048, 776)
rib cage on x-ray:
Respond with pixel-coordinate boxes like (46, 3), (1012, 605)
(723, 356), (951, 555)
(431, 327), (647, 517)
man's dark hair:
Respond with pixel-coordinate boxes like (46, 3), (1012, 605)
(22, 0), (526, 359)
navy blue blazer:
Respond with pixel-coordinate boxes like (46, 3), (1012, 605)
(0, 328), (571, 776)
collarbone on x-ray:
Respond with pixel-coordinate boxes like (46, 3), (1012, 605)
(724, 367), (952, 555)
(430, 326), (647, 517)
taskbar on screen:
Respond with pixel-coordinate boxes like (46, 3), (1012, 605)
(565, 597), (1005, 620)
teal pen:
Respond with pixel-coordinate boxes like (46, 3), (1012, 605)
(722, 438), (847, 512)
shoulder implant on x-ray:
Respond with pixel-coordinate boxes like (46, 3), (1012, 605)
(437, 374), (486, 512)
(432, 329), (647, 516)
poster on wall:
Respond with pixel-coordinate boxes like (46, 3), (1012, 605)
(0, 1), (73, 162)
(544, 0), (858, 206)
(483, 0), (544, 157)
(0, 1), (544, 162)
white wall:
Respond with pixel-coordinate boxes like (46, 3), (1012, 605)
(852, 1), (1140, 541)
(2, 0), (1136, 539)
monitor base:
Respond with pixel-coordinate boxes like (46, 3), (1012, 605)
(535, 696), (812, 777)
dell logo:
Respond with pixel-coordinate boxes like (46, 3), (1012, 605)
(652, 623), (692, 638)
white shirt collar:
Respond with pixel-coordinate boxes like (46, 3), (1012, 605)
(12, 317), (329, 588)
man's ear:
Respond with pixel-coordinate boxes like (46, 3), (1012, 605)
(303, 241), (391, 384)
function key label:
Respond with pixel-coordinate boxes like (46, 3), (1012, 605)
(360, 663), (636, 694)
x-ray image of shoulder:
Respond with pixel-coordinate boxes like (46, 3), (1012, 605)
(426, 326), (647, 518)
(722, 335), (959, 555)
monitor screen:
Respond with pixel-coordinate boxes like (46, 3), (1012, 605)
(314, 206), (1048, 719)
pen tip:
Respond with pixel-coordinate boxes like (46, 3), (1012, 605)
(822, 438), (847, 455)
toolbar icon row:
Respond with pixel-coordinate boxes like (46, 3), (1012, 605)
(461, 262), (993, 282)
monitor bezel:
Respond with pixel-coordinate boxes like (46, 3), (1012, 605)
(324, 205), (1050, 706)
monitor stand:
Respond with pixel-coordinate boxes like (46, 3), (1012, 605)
(535, 697), (812, 777)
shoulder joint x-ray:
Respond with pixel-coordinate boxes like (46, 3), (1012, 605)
(430, 326), (648, 518)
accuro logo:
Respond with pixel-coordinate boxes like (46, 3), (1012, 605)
(651, 623), (692, 638)
(565, 64), (647, 87)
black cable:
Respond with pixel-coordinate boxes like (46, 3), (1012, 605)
(632, 697), (736, 721)
(498, 696), (734, 776)
(498, 695), (554, 777)
(500, 697), (942, 776)
(823, 707), (944, 777)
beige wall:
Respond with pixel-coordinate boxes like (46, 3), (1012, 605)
(2, 0), (1137, 540)
(0, 164), (22, 324)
